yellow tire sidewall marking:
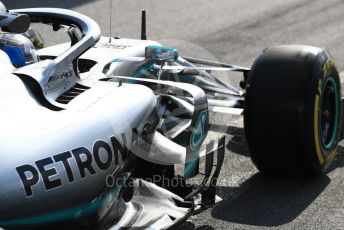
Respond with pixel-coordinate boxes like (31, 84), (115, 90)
(314, 58), (337, 166)
(314, 92), (324, 165)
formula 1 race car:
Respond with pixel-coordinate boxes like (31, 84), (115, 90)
(0, 2), (342, 230)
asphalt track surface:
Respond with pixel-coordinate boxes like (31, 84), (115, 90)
(4, 0), (344, 229)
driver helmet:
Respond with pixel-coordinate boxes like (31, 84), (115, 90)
(23, 28), (45, 49)
(0, 32), (39, 67)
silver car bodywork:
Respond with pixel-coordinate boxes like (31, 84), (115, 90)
(0, 7), (226, 230)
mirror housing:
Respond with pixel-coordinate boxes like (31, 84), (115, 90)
(145, 46), (179, 62)
(0, 12), (30, 33)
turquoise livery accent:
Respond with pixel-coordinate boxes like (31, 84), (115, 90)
(320, 76), (339, 150)
(190, 110), (208, 151)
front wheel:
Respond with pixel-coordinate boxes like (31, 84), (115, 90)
(244, 45), (342, 175)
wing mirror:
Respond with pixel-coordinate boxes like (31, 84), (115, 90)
(145, 46), (179, 62)
(0, 12), (30, 34)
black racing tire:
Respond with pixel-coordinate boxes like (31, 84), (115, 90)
(244, 45), (342, 176)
